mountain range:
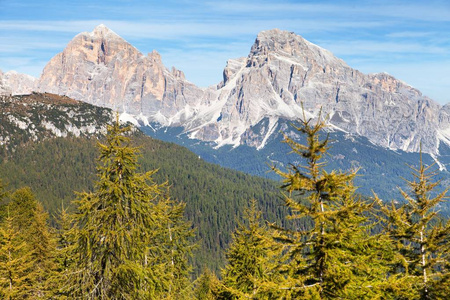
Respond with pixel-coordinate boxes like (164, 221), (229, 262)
(1, 24), (449, 198)
(2, 25), (449, 155)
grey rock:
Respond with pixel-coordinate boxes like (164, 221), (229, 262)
(187, 29), (447, 154)
(37, 24), (206, 126)
(0, 69), (36, 96)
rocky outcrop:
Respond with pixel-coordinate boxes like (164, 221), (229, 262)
(0, 70), (12, 96)
(2, 70), (37, 95)
(0, 69), (36, 96)
(0, 92), (113, 150)
(38, 24), (206, 125)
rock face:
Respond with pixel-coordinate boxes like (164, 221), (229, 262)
(0, 70), (36, 96)
(37, 26), (450, 154)
(186, 29), (448, 153)
(0, 70), (11, 96)
(3, 70), (37, 95)
(38, 24), (205, 125)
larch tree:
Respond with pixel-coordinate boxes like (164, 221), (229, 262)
(194, 268), (221, 300)
(9, 187), (55, 298)
(0, 208), (34, 299)
(375, 154), (450, 299)
(151, 192), (196, 299)
(70, 119), (194, 299)
(52, 204), (76, 298)
(220, 199), (282, 299)
(271, 113), (390, 299)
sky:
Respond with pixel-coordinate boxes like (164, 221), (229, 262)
(0, 0), (449, 104)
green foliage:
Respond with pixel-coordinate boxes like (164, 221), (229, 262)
(3, 93), (450, 299)
(375, 154), (450, 299)
(0, 209), (34, 299)
(68, 120), (194, 299)
(271, 115), (389, 298)
(0, 187), (56, 298)
(0, 133), (283, 274)
(220, 199), (282, 299)
(52, 204), (76, 298)
(194, 268), (221, 300)
(9, 187), (56, 298)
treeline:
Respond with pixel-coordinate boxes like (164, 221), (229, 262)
(1, 116), (450, 299)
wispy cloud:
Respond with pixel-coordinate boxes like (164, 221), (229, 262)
(0, 0), (448, 104)
(386, 31), (437, 38)
(320, 40), (449, 57)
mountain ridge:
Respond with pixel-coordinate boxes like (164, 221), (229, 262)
(3, 25), (450, 157)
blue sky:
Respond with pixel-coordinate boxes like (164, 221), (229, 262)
(0, 0), (449, 104)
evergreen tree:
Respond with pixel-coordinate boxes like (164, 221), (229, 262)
(52, 204), (75, 298)
(271, 114), (389, 298)
(194, 268), (221, 300)
(220, 199), (282, 299)
(70, 119), (194, 299)
(375, 154), (450, 299)
(9, 187), (55, 298)
(0, 209), (33, 299)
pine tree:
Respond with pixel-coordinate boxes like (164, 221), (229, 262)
(70, 119), (195, 299)
(271, 114), (389, 298)
(220, 199), (282, 299)
(375, 154), (450, 299)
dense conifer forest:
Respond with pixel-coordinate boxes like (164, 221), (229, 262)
(1, 115), (450, 299)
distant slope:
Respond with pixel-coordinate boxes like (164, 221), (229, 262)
(142, 118), (450, 208)
(0, 92), (112, 153)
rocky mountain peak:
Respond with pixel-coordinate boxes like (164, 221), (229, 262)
(185, 29), (447, 154)
(249, 29), (345, 69)
(32, 26), (450, 156)
(91, 24), (118, 38)
(38, 25), (205, 125)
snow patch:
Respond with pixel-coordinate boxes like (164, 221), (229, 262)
(257, 117), (278, 150)
(119, 112), (140, 127)
(437, 128), (450, 148)
(430, 153), (447, 171)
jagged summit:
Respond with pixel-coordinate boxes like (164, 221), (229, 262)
(90, 24), (124, 41)
(37, 25), (204, 123)
(250, 29), (345, 67)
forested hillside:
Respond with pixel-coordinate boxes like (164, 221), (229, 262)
(0, 93), (288, 272)
(0, 132), (286, 273)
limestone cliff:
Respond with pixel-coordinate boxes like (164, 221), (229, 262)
(38, 24), (205, 125)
